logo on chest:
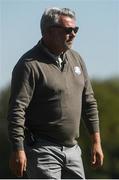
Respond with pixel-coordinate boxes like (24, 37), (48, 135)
(74, 66), (81, 75)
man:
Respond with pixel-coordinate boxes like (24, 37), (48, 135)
(8, 7), (104, 179)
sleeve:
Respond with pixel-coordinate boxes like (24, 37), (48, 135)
(7, 60), (35, 151)
(80, 56), (100, 134)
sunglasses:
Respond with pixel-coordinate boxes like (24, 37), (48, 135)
(50, 25), (79, 34)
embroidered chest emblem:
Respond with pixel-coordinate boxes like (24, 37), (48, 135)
(74, 66), (81, 75)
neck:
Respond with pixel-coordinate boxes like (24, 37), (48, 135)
(42, 38), (65, 56)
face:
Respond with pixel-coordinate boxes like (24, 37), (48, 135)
(46, 15), (78, 54)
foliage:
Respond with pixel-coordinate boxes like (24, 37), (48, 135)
(80, 78), (119, 178)
(0, 85), (13, 178)
(0, 78), (119, 178)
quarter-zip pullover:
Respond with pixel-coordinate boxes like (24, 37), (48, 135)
(8, 41), (99, 150)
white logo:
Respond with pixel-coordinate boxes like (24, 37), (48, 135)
(74, 66), (81, 75)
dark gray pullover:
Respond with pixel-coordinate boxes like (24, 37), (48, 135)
(8, 41), (99, 150)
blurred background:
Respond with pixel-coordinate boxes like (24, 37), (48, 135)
(0, 0), (119, 178)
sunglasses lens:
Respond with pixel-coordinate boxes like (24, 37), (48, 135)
(65, 28), (72, 34)
(65, 27), (79, 34)
(74, 27), (79, 33)
(50, 25), (79, 34)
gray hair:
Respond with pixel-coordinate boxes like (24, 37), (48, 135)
(40, 7), (76, 35)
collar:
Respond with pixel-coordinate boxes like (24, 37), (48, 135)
(39, 40), (59, 61)
(39, 39), (67, 62)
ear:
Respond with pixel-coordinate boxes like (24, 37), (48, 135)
(48, 28), (54, 34)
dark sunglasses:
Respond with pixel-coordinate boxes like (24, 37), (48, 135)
(50, 25), (79, 34)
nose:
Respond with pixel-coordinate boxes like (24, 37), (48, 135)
(70, 30), (76, 38)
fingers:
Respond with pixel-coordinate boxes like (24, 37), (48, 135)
(91, 141), (104, 169)
(91, 153), (96, 166)
(9, 151), (27, 177)
(9, 158), (25, 177)
(24, 160), (27, 172)
(91, 151), (104, 168)
(17, 160), (25, 177)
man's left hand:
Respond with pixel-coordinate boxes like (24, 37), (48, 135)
(91, 142), (104, 168)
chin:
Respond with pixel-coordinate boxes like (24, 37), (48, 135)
(67, 44), (72, 49)
(67, 42), (73, 47)
(64, 43), (72, 50)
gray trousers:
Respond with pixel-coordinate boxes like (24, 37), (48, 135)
(25, 138), (85, 179)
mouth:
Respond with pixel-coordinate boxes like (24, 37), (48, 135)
(67, 41), (73, 46)
(66, 40), (73, 44)
(64, 40), (73, 49)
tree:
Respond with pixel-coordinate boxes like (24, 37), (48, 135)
(0, 85), (13, 178)
(80, 78), (119, 178)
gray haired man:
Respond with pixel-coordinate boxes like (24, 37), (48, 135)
(8, 7), (104, 179)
